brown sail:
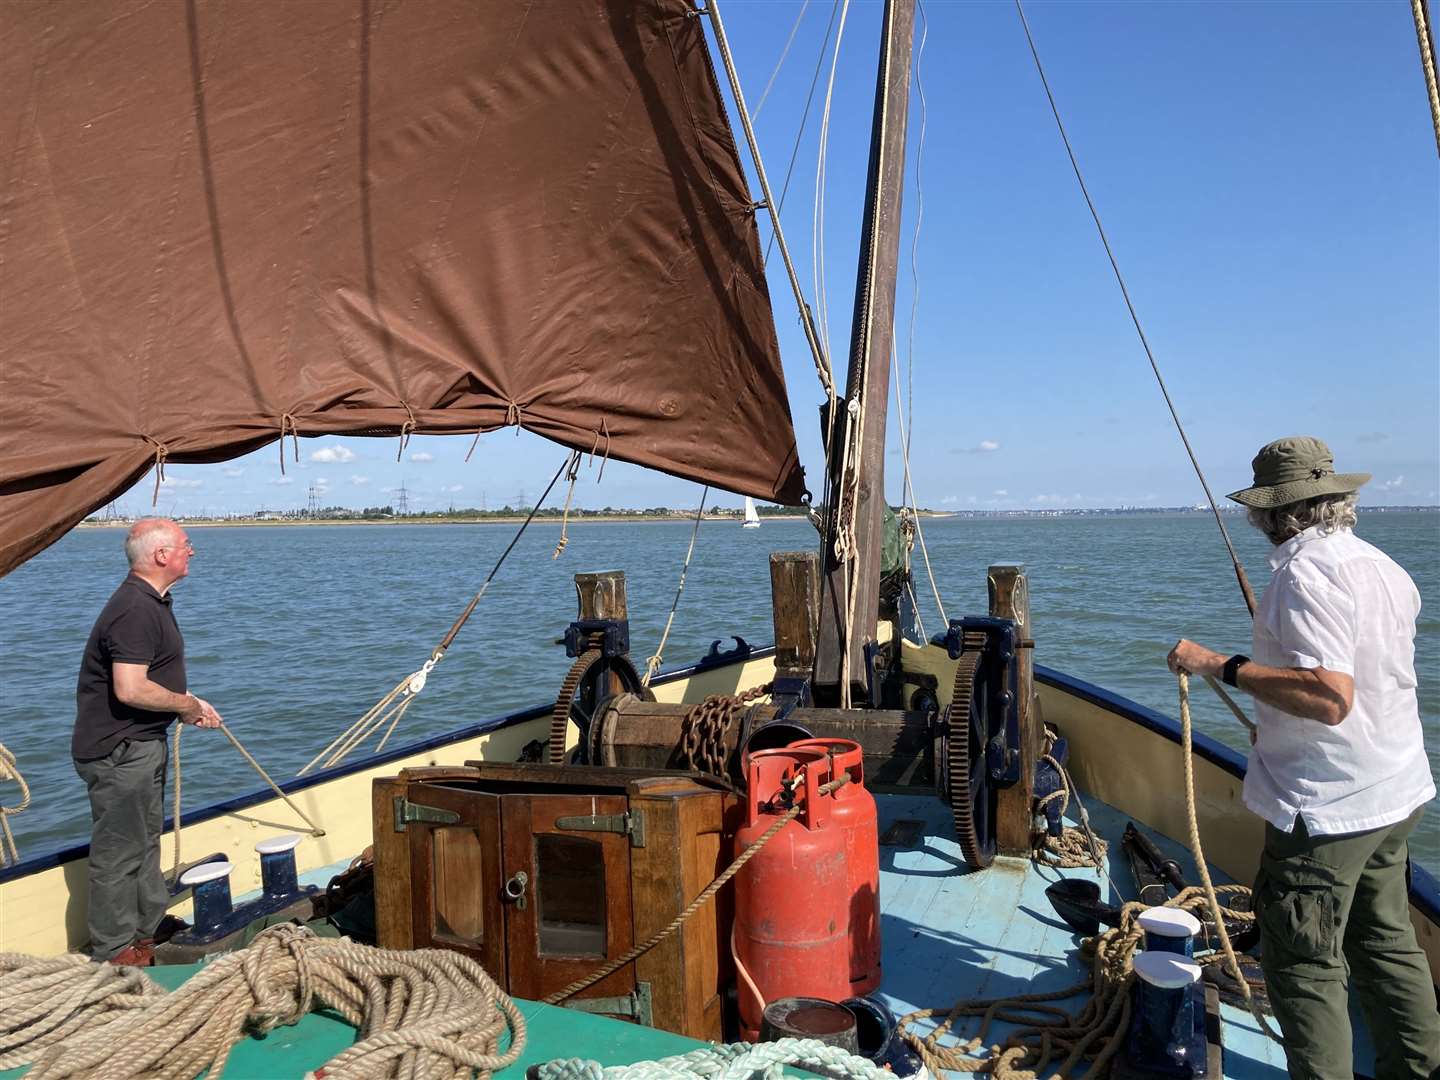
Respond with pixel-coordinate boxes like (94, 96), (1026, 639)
(0, 0), (805, 576)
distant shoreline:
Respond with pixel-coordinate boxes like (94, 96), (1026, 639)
(76, 506), (1436, 529)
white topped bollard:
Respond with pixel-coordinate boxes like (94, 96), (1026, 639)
(255, 833), (302, 899)
(180, 860), (234, 935)
(1137, 906), (1203, 958)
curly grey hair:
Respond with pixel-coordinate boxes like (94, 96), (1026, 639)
(1246, 492), (1358, 546)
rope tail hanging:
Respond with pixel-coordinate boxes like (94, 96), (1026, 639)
(1014, 0), (1256, 618)
(297, 452), (574, 776)
(552, 450), (583, 559)
(643, 487), (709, 686)
(1413, 0), (1440, 157)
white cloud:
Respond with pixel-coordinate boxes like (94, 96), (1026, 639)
(270, 476), (295, 486)
(160, 476), (202, 489)
(443, 484), (464, 494)
(939, 495), (958, 505)
(978, 439), (1000, 452)
(410, 451), (434, 463)
(222, 467), (244, 478)
(992, 489), (1008, 497)
(350, 475), (369, 486)
(310, 445), (355, 464)
(1380, 475), (1405, 491)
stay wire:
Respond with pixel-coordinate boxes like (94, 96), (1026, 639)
(706, 0), (836, 399)
(763, 0), (843, 268)
(751, 0), (810, 123)
(1014, 0), (1257, 618)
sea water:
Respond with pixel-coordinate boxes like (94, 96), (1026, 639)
(1, 512), (1435, 871)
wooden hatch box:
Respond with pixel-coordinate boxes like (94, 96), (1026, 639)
(372, 762), (739, 1041)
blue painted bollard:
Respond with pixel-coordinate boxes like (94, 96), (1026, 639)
(256, 833), (302, 899)
(180, 860), (234, 935)
(1125, 949), (1209, 1078)
(1138, 907), (1202, 957)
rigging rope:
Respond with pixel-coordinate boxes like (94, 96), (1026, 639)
(297, 452), (573, 776)
(5, 924), (527, 1080)
(531, 1038), (892, 1080)
(0, 742), (31, 869)
(762, 0), (843, 268)
(642, 488), (709, 687)
(1178, 673), (1283, 1042)
(1013, 0), (1258, 619)
(810, 0), (853, 370)
(169, 721), (325, 887)
(1413, 0), (1440, 157)
(705, 0), (836, 400)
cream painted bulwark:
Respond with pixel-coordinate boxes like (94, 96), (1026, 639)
(0, 657), (781, 958)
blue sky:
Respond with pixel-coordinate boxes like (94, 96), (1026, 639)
(133, 1), (1438, 518)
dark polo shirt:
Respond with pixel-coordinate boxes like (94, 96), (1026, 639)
(73, 574), (188, 762)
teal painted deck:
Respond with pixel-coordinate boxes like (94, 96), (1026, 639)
(871, 789), (1369, 1078)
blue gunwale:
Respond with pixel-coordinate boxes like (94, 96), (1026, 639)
(7, 646), (1436, 941)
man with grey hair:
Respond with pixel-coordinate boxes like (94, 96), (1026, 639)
(74, 517), (222, 966)
(1168, 436), (1438, 1079)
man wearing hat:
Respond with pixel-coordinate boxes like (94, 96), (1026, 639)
(1168, 436), (1438, 1079)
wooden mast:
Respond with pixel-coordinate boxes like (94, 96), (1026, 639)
(814, 0), (916, 705)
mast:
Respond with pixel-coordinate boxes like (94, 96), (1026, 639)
(814, 0), (916, 706)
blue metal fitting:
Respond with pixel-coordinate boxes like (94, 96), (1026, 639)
(256, 833), (302, 899)
(180, 860), (234, 934)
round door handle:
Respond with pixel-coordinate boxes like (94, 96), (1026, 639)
(502, 870), (529, 909)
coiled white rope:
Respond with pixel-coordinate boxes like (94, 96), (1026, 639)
(531, 1038), (894, 1080)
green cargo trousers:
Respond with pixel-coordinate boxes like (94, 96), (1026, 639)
(1254, 807), (1440, 1080)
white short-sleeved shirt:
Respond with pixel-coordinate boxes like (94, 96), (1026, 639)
(1244, 525), (1434, 835)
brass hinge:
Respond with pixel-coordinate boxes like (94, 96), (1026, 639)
(392, 797), (461, 832)
(562, 982), (653, 1027)
(554, 810), (646, 847)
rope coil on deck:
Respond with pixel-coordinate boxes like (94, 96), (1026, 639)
(5, 924), (526, 1080)
(530, 1038), (894, 1080)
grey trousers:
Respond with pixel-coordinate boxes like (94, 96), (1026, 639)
(74, 738), (170, 960)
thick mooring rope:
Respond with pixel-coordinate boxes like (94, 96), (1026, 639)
(7, 924), (526, 1080)
(531, 1038), (893, 1080)
(0, 741), (30, 868)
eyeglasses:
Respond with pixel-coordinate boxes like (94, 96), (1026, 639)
(160, 541), (195, 554)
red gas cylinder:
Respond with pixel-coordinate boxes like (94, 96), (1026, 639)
(789, 738), (881, 994)
(734, 747), (852, 1042)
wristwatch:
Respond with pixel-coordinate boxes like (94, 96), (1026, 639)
(1221, 654), (1250, 688)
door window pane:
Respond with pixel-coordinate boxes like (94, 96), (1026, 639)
(431, 827), (484, 944)
(535, 834), (607, 956)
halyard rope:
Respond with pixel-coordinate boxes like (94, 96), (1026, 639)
(298, 452), (573, 775)
(642, 488), (709, 687)
(4, 924), (527, 1080)
(1412, 0), (1440, 157)
(0, 741), (29, 868)
(1178, 672), (1282, 1043)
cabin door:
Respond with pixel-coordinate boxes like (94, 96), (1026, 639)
(500, 794), (636, 1006)
(405, 783), (506, 982)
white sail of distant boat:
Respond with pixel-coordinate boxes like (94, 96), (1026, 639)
(743, 496), (761, 528)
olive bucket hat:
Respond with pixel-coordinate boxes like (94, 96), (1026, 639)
(1226, 436), (1370, 509)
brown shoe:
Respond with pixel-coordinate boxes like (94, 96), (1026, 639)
(108, 943), (154, 967)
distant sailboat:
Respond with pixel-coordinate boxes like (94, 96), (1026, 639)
(743, 496), (761, 528)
